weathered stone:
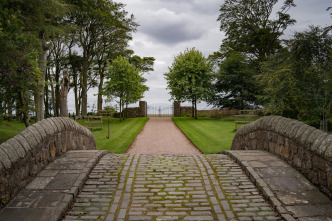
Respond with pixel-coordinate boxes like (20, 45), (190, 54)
(31, 123), (47, 142)
(1, 142), (19, 164)
(6, 138), (26, 158)
(311, 133), (328, 153)
(0, 148), (11, 169)
(20, 128), (38, 150)
(27, 125), (43, 146)
(46, 118), (59, 133)
(50, 118), (65, 134)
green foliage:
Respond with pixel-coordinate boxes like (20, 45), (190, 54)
(165, 48), (213, 119)
(104, 56), (149, 120)
(218, 0), (296, 61)
(208, 51), (258, 109)
(129, 55), (155, 73)
(77, 117), (148, 153)
(173, 117), (236, 153)
(259, 26), (332, 120)
(0, 120), (30, 143)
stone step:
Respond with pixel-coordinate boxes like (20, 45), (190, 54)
(224, 150), (332, 220)
(0, 150), (108, 221)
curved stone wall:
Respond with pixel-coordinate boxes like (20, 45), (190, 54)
(232, 116), (332, 199)
(0, 117), (96, 209)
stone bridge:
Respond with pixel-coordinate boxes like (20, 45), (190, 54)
(0, 116), (331, 220)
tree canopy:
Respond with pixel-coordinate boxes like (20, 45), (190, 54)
(165, 48), (213, 119)
(259, 26), (332, 121)
(218, 0), (296, 61)
(208, 51), (257, 110)
(104, 56), (149, 121)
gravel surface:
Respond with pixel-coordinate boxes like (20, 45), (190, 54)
(126, 117), (202, 154)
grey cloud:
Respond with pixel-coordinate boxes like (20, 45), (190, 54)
(138, 8), (206, 45)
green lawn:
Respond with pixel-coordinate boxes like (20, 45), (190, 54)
(173, 117), (241, 154)
(0, 117), (148, 153)
(0, 120), (27, 143)
(76, 117), (148, 153)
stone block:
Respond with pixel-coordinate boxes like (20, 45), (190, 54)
(46, 118), (59, 133)
(328, 172), (332, 190)
(312, 156), (327, 171)
(280, 146), (290, 159)
(20, 129), (38, 150)
(6, 138), (26, 158)
(311, 133), (328, 153)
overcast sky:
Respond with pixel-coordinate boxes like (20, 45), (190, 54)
(68, 0), (331, 114)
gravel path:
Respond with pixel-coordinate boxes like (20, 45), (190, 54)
(126, 117), (202, 154)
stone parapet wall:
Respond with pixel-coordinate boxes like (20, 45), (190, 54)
(173, 101), (181, 117)
(139, 101), (147, 117)
(232, 116), (332, 199)
(180, 106), (192, 116)
(121, 107), (141, 118)
(116, 101), (147, 118)
(0, 117), (96, 209)
(173, 101), (192, 117)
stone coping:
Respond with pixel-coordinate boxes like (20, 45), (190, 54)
(0, 150), (108, 221)
(233, 115), (332, 162)
(224, 150), (332, 220)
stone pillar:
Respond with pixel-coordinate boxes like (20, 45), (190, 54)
(173, 101), (180, 117)
(139, 101), (147, 117)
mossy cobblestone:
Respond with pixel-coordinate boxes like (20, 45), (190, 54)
(64, 154), (279, 221)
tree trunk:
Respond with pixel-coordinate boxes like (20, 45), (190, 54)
(60, 70), (70, 117)
(54, 63), (60, 117)
(97, 70), (104, 115)
(74, 73), (79, 116)
(119, 99), (122, 122)
(7, 99), (12, 120)
(194, 97), (198, 119)
(15, 101), (22, 121)
(192, 100), (194, 118)
(19, 90), (30, 127)
(49, 71), (56, 117)
(0, 101), (3, 119)
(122, 102), (125, 121)
(44, 69), (49, 118)
(81, 58), (88, 116)
(35, 39), (47, 122)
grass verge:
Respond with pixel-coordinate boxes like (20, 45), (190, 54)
(76, 117), (148, 153)
(0, 117), (148, 153)
(172, 117), (243, 154)
(0, 120), (26, 143)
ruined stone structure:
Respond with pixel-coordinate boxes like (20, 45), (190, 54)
(173, 101), (181, 117)
(173, 101), (192, 117)
(117, 101), (147, 118)
(0, 117), (96, 209)
(232, 115), (332, 199)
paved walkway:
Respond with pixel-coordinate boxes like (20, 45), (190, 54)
(126, 118), (201, 154)
(64, 153), (279, 220)
(0, 150), (108, 221)
(225, 151), (332, 220)
(1, 150), (332, 220)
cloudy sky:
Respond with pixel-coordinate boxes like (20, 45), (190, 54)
(68, 0), (331, 113)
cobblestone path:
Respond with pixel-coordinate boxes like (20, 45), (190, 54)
(64, 154), (279, 221)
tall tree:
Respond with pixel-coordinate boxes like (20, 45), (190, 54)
(95, 29), (135, 114)
(208, 51), (257, 109)
(104, 56), (148, 121)
(0, 0), (40, 126)
(165, 48), (213, 119)
(218, 0), (296, 61)
(19, 0), (68, 121)
(67, 0), (137, 116)
(259, 26), (332, 120)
